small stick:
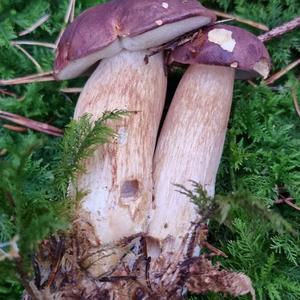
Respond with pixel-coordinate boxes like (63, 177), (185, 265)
(215, 18), (235, 24)
(19, 14), (50, 36)
(265, 58), (300, 85)
(259, 16), (300, 43)
(3, 124), (28, 132)
(70, 0), (76, 23)
(12, 44), (43, 73)
(0, 89), (17, 97)
(0, 110), (63, 137)
(0, 72), (54, 86)
(291, 89), (300, 118)
(11, 40), (56, 49)
(201, 241), (228, 258)
(60, 87), (83, 93)
(211, 9), (269, 31)
(275, 198), (300, 212)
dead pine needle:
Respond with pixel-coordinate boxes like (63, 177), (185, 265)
(275, 198), (300, 212)
(215, 18), (235, 25)
(0, 88), (17, 97)
(0, 71), (55, 86)
(11, 40), (56, 49)
(0, 110), (63, 137)
(211, 9), (269, 31)
(60, 87), (83, 94)
(3, 124), (28, 133)
(265, 58), (300, 85)
(291, 89), (300, 118)
(18, 14), (50, 36)
(12, 43), (43, 73)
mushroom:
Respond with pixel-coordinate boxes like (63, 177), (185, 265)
(54, 0), (215, 277)
(148, 25), (271, 278)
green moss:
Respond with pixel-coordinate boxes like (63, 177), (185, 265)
(0, 0), (300, 299)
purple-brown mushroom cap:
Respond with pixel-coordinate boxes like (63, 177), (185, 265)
(168, 24), (271, 79)
(54, 0), (216, 80)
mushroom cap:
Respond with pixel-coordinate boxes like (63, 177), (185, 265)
(54, 0), (216, 80)
(168, 24), (271, 79)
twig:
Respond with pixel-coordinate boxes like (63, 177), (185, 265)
(0, 88), (17, 97)
(70, 0), (76, 23)
(201, 241), (228, 258)
(291, 89), (300, 118)
(259, 16), (300, 43)
(265, 58), (300, 85)
(0, 71), (54, 86)
(215, 18), (235, 24)
(55, 0), (76, 47)
(211, 9), (269, 31)
(12, 44), (43, 73)
(11, 40), (56, 49)
(0, 110), (63, 137)
(60, 87), (83, 93)
(275, 198), (300, 212)
(44, 240), (64, 289)
(19, 14), (50, 37)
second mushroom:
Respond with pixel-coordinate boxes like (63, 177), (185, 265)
(148, 24), (271, 280)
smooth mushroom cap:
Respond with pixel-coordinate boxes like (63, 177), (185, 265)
(168, 24), (271, 79)
(54, 0), (216, 80)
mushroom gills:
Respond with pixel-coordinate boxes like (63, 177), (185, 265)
(57, 16), (211, 80)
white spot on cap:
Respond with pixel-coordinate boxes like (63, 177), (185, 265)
(253, 59), (270, 79)
(208, 28), (236, 52)
(155, 20), (163, 26)
(230, 62), (239, 68)
(162, 2), (169, 8)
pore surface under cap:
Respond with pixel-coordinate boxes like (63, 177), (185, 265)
(169, 24), (271, 79)
(54, 0), (216, 80)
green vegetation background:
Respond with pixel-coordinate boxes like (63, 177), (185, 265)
(0, 0), (299, 299)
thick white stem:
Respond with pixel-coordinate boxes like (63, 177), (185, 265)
(73, 50), (167, 276)
(148, 65), (234, 274)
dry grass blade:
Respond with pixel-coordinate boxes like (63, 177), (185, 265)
(0, 88), (17, 97)
(0, 110), (63, 137)
(11, 40), (56, 49)
(275, 197), (300, 212)
(70, 0), (76, 22)
(60, 87), (83, 93)
(19, 14), (50, 36)
(0, 71), (55, 86)
(291, 89), (300, 118)
(12, 44), (43, 72)
(211, 9), (269, 31)
(259, 16), (300, 43)
(215, 18), (235, 24)
(3, 124), (28, 132)
(265, 58), (300, 85)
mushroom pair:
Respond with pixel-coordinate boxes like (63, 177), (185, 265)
(53, 0), (271, 297)
(54, 0), (216, 277)
(148, 24), (271, 276)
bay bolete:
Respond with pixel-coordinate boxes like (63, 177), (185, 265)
(54, 0), (215, 277)
(148, 24), (271, 277)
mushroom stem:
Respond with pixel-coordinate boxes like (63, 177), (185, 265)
(73, 50), (167, 277)
(148, 64), (234, 279)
